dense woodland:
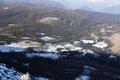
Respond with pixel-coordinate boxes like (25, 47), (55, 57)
(0, 51), (120, 80)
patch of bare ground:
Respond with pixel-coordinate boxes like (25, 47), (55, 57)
(0, 27), (3, 32)
(108, 33), (120, 54)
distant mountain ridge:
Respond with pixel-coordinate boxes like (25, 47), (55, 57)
(2, 0), (120, 14)
(2, 0), (65, 9)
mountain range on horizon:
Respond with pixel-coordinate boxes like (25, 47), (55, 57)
(0, 0), (65, 9)
(3, 0), (120, 14)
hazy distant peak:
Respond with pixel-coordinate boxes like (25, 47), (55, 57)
(53, 0), (120, 14)
(2, 0), (64, 9)
(2, 0), (120, 14)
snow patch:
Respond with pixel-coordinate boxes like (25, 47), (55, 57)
(92, 42), (108, 49)
(40, 36), (55, 42)
(75, 75), (90, 80)
(0, 45), (24, 52)
(34, 77), (49, 80)
(42, 43), (82, 52)
(26, 53), (60, 60)
(6, 40), (41, 49)
(82, 40), (94, 44)
(109, 55), (116, 59)
(20, 73), (31, 80)
(39, 17), (60, 24)
(3, 7), (9, 10)
(40, 17), (59, 21)
(0, 64), (22, 80)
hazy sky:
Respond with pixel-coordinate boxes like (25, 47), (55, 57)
(53, 0), (120, 10)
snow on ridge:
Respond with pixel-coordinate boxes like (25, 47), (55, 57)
(6, 40), (41, 49)
(109, 55), (116, 59)
(43, 43), (82, 52)
(75, 75), (90, 80)
(0, 64), (22, 80)
(35, 77), (49, 80)
(26, 52), (60, 60)
(0, 45), (25, 52)
(0, 64), (49, 80)
(84, 65), (96, 72)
